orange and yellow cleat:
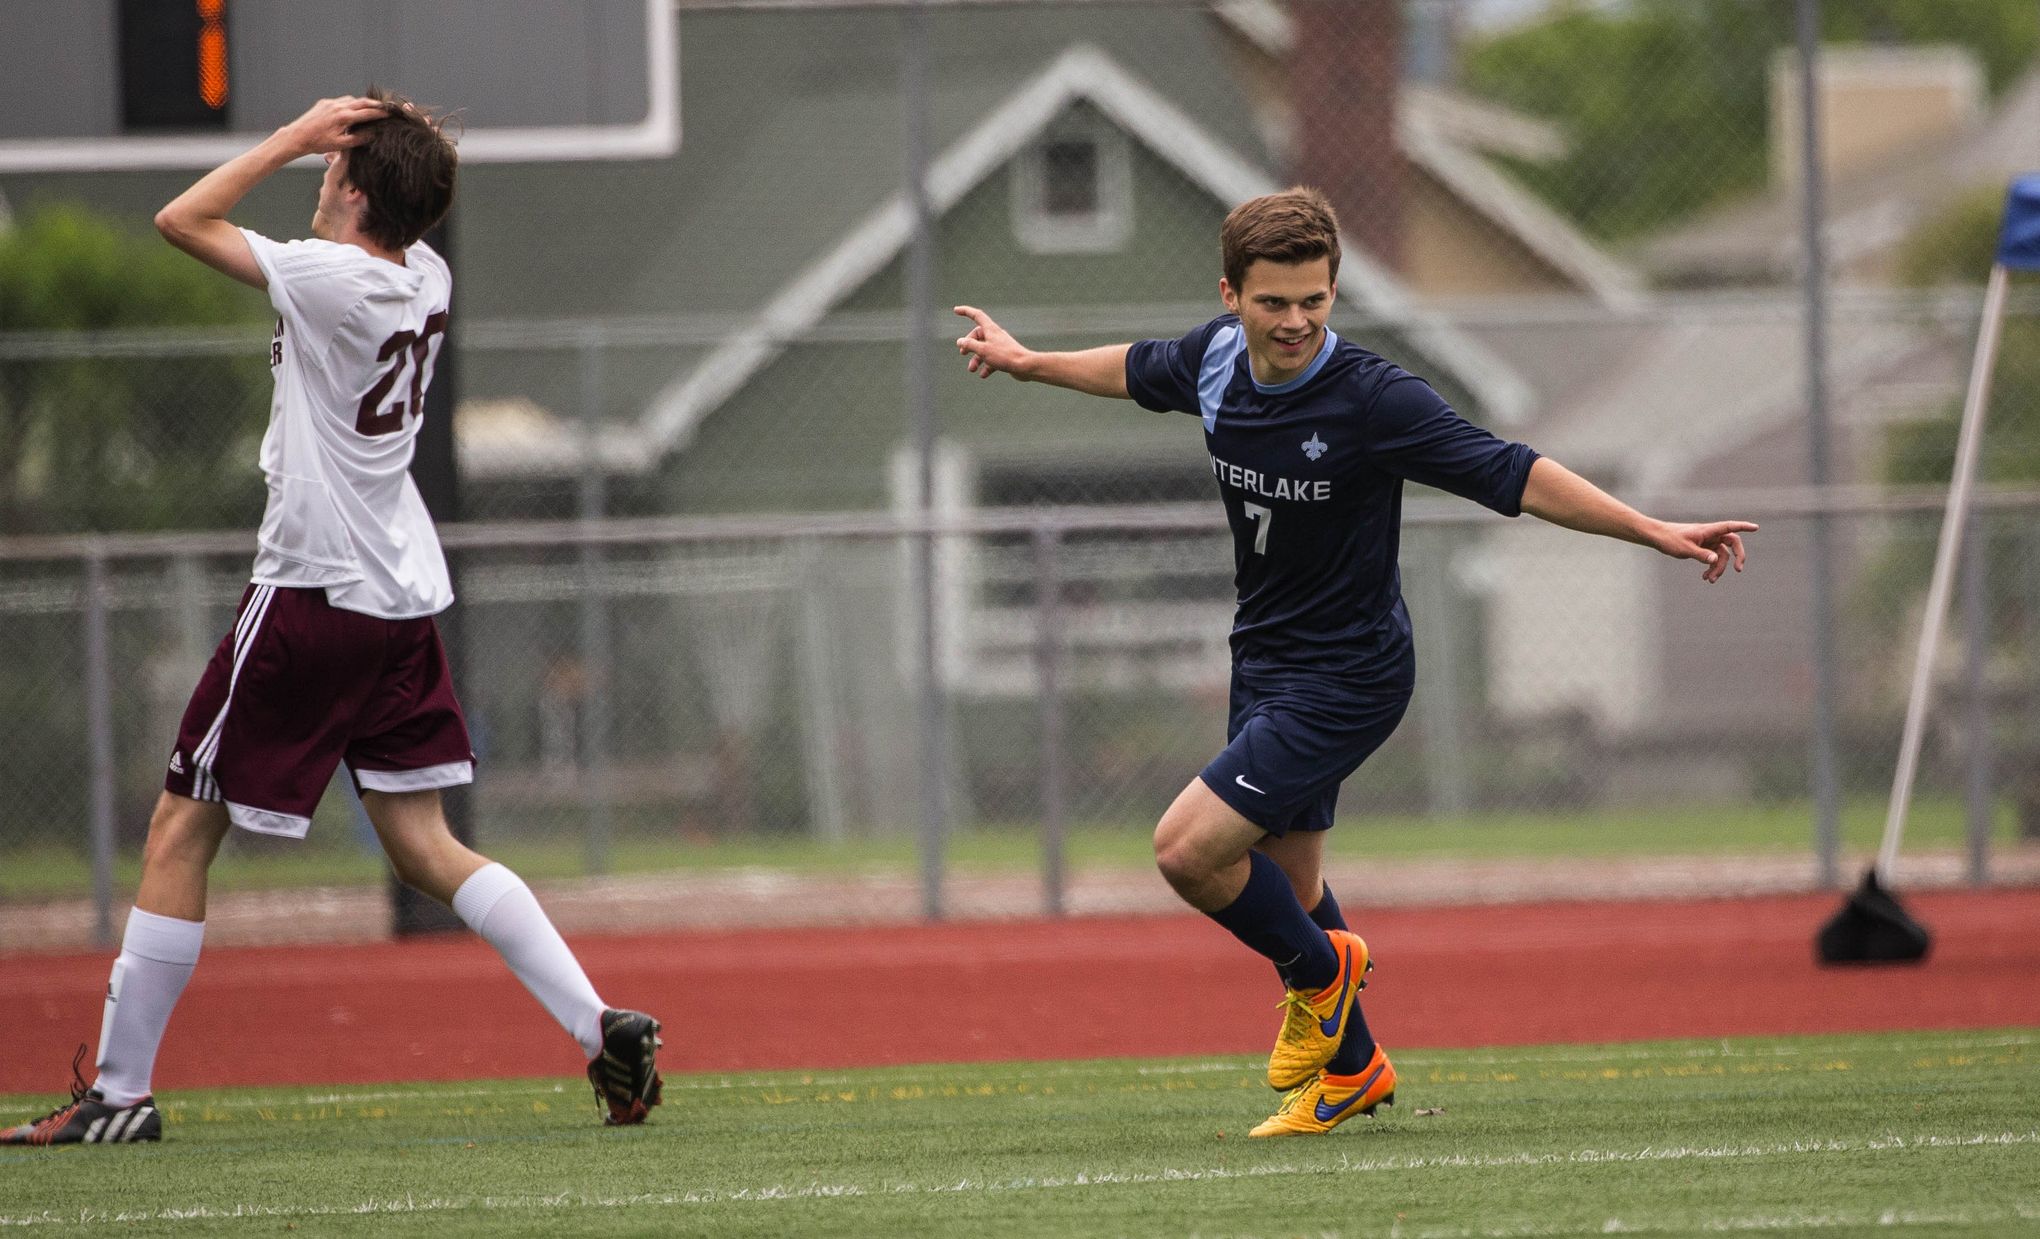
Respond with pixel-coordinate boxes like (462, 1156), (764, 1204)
(1251, 1044), (1398, 1137)
(1266, 928), (1371, 1091)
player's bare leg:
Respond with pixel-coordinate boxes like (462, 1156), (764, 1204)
(1153, 778), (1265, 911)
(360, 786), (487, 904)
(133, 792), (231, 921)
(363, 788), (663, 1124)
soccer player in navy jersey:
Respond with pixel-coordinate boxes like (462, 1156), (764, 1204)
(955, 187), (1754, 1136)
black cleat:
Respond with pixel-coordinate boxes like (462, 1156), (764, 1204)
(0, 1048), (162, 1146)
(586, 1008), (663, 1126)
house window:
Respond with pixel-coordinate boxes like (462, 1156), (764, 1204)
(1013, 111), (1132, 254)
(1041, 139), (1100, 215)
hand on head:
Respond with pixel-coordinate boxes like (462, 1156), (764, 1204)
(280, 96), (391, 158)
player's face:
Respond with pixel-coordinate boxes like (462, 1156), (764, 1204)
(1220, 258), (1336, 385)
(312, 151), (350, 241)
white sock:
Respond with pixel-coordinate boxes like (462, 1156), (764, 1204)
(453, 863), (607, 1058)
(93, 908), (204, 1107)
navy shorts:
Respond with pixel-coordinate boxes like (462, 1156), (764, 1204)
(1199, 662), (1412, 836)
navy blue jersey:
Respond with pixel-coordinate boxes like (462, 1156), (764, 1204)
(1126, 315), (1538, 680)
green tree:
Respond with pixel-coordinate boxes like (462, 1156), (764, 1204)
(1462, 0), (2040, 242)
(0, 205), (270, 533)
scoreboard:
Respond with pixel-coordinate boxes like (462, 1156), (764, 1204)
(0, 0), (676, 169)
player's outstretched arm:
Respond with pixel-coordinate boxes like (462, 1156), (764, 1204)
(155, 95), (387, 289)
(1520, 457), (1756, 584)
(954, 306), (1131, 398)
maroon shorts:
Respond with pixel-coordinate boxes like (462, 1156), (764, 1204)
(164, 584), (474, 838)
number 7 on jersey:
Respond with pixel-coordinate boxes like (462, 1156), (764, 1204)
(1243, 501), (1273, 554)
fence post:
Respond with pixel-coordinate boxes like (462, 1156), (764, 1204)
(84, 550), (117, 949)
(1794, 0), (1844, 889)
(1034, 524), (1067, 917)
(1413, 527), (1471, 819)
(903, 0), (947, 920)
(796, 539), (848, 844)
(1962, 515), (1992, 884)
(578, 333), (613, 876)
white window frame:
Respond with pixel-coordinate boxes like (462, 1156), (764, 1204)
(1011, 110), (1133, 255)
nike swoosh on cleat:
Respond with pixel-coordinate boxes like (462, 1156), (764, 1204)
(1312, 1091), (1365, 1122)
(1312, 1061), (1389, 1122)
(1234, 774), (1265, 794)
(1317, 942), (1356, 1038)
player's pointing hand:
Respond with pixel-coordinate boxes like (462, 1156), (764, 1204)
(955, 305), (1031, 381)
(1654, 520), (1758, 584)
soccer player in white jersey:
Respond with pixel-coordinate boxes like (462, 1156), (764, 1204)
(2, 92), (661, 1146)
(956, 188), (1754, 1136)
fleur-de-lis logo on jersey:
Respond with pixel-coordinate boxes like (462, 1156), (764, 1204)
(1302, 433), (1328, 461)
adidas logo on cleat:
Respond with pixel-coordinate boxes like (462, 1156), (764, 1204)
(82, 1103), (160, 1143)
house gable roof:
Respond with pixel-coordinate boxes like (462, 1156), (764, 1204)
(594, 43), (1532, 479)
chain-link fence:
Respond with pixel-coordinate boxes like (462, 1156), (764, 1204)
(5, 489), (2040, 939)
(3, 0), (2039, 941)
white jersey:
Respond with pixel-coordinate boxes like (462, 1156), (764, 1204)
(241, 229), (455, 619)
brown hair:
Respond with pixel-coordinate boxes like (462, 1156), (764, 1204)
(343, 86), (458, 251)
(1220, 187), (1341, 292)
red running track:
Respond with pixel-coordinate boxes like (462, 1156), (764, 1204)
(3, 888), (2037, 1094)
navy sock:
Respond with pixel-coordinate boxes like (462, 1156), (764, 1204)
(1304, 882), (1345, 935)
(1302, 881), (1378, 1075)
(1208, 851), (1338, 990)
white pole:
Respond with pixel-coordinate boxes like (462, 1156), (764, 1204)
(1878, 264), (2011, 881)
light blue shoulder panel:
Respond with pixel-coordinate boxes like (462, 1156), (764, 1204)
(1197, 324), (1245, 432)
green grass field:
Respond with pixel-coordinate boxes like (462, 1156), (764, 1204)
(3, 796), (2023, 902)
(5, 1030), (2035, 1237)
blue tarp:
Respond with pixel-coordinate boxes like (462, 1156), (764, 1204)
(1997, 174), (2040, 270)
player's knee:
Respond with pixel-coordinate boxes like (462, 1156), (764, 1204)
(1152, 828), (1214, 891)
(378, 823), (475, 902)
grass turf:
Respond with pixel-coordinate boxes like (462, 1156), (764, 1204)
(2, 1030), (2035, 1237)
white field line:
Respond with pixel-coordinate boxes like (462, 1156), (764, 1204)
(2, 1131), (2034, 1229)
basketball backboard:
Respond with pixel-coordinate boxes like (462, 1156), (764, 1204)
(0, 0), (676, 171)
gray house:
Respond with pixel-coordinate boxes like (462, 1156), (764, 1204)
(26, 4), (1932, 829)
(442, 6), (1533, 519)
